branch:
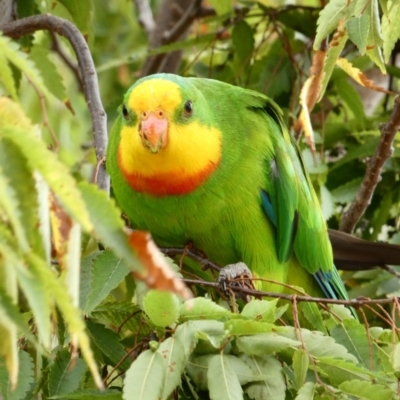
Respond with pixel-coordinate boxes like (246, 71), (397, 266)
(1, 14), (109, 193)
(183, 278), (399, 307)
(132, 0), (155, 36)
(340, 95), (400, 233)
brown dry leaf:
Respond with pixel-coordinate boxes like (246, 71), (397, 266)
(336, 58), (395, 94)
(49, 191), (73, 268)
(129, 230), (192, 300)
(293, 50), (326, 154)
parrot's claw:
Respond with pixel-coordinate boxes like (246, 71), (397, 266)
(218, 262), (255, 300)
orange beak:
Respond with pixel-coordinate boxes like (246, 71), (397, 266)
(139, 111), (169, 153)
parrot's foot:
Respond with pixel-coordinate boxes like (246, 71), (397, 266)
(218, 262), (255, 302)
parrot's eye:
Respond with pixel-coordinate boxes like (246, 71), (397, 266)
(122, 105), (129, 120)
(183, 100), (193, 116)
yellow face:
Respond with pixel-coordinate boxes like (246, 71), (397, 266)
(117, 78), (223, 196)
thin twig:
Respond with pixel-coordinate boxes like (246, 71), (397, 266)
(2, 14), (109, 192)
(340, 95), (400, 233)
(182, 277), (399, 307)
(26, 76), (59, 150)
(49, 31), (84, 93)
(132, 0), (155, 36)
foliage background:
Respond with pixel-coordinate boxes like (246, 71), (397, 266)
(0, 0), (400, 399)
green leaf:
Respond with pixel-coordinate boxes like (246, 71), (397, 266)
(78, 182), (143, 275)
(314, 0), (351, 49)
(280, 329), (358, 362)
(84, 250), (130, 315)
(158, 337), (186, 400)
(236, 333), (300, 356)
(86, 320), (130, 371)
(298, 302), (327, 334)
(346, 15), (370, 55)
(0, 350), (34, 400)
(57, 0), (94, 35)
(339, 379), (394, 400)
(241, 354), (286, 400)
(30, 41), (67, 101)
(240, 299), (278, 323)
(143, 290), (180, 328)
(207, 0), (232, 16)
(331, 178), (363, 204)
(318, 28), (348, 101)
(295, 382), (315, 400)
(365, 0), (386, 73)
(186, 355), (213, 390)
(0, 138), (42, 256)
(79, 252), (99, 310)
(330, 319), (379, 369)
(0, 34), (52, 99)
(180, 298), (231, 321)
(232, 20), (254, 63)
(174, 321), (200, 360)
(48, 348), (87, 397)
(224, 355), (261, 385)
(390, 342), (400, 373)
(51, 389), (122, 399)
(293, 349), (309, 390)
(225, 319), (274, 336)
(0, 126), (92, 232)
(207, 353), (243, 400)
(382, 1), (400, 63)
(0, 54), (17, 100)
(122, 349), (164, 400)
(317, 357), (372, 385)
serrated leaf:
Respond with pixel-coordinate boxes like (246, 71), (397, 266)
(207, 353), (243, 400)
(0, 54), (17, 100)
(158, 337), (186, 400)
(293, 349), (309, 390)
(186, 355), (213, 391)
(224, 355), (261, 385)
(236, 333), (300, 356)
(84, 250), (130, 315)
(180, 298), (230, 321)
(0, 34), (51, 99)
(295, 382), (315, 400)
(0, 350), (34, 400)
(241, 354), (286, 400)
(143, 290), (180, 328)
(382, 1), (400, 63)
(25, 253), (102, 388)
(365, 0), (386, 73)
(298, 302), (327, 334)
(48, 348), (87, 397)
(232, 20), (254, 63)
(79, 252), (99, 310)
(241, 299), (278, 323)
(174, 321), (200, 361)
(339, 379), (393, 400)
(30, 42), (67, 101)
(314, 0), (351, 49)
(281, 329), (358, 362)
(225, 319), (274, 336)
(0, 126), (92, 232)
(0, 137), (42, 256)
(123, 349), (164, 400)
(86, 320), (130, 371)
(330, 319), (379, 369)
(77, 182), (143, 275)
(317, 357), (372, 385)
(318, 22), (348, 101)
(346, 15), (370, 55)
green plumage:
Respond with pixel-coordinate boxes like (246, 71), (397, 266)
(107, 73), (348, 300)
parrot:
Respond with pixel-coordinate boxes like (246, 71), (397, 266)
(106, 73), (398, 303)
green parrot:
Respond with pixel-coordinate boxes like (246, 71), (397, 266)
(106, 73), (348, 301)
